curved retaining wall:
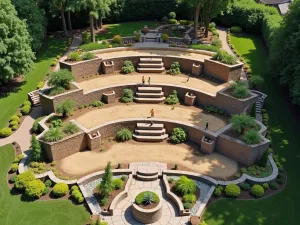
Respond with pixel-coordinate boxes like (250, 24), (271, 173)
(132, 201), (163, 224)
(39, 83), (258, 116)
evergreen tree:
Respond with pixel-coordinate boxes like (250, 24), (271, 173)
(11, 0), (47, 51)
(30, 135), (42, 162)
(0, 0), (35, 84)
(100, 161), (113, 196)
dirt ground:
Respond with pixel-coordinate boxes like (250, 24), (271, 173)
(58, 142), (238, 179)
(77, 73), (228, 94)
(74, 103), (229, 131)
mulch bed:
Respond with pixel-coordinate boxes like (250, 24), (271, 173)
(92, 178), (128, 211)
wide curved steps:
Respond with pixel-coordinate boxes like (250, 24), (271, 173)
(134, 86), (165, 103)
(137, 58), (165, 73)
(136, 169), (159, 181)
(133, 123), (168, 142)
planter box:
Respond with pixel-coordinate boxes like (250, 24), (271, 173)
(102, 91), (115, 104)
(87, 131), (101, 150)
(103, 61), (114, 74)
(132, 200), (163, 224)
(192, 63), (202, 76)
(184, 92), (196, 106)
(201, 136), (215, 154)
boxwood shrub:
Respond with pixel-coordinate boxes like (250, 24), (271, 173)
(25, 179), (45, 198)
(53, 183), (69, 197)
(224, 184), (240, 197)
(250, 184), (264, 197)
(0, 127), (13, 138)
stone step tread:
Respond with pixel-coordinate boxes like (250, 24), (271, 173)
(137, 123), (164, 130)
(136, 92), (164, 97)
(138, 63), (164, 68)
(135, 128), (166, 135)
(136, 169), (159, 176)
(136, 174), (158, 181)
(138, 87), (162, 92)
(133, 134), (168, 142)
(134, 97), (165, 102)
(140, 58), (162, 62)
(137, 67), (165, 71)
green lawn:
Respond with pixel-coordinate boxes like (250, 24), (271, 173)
(0, 144), (89, 225)
(0, 38), (66, 129)
(202, 33), (298, 225)
(95, 21), (157, 40)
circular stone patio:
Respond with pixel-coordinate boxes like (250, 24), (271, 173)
(74, 103), (229, 131)
(77, 74), (228, 94)
(58, 142), (238, 178)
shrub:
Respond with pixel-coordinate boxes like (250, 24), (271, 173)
(48, 69), (75, 90)
(168, 178), (174, 184)
(32, 117), (44, 133)
(175, 176), (196, 195)
(183, 202), (191, 209)
(121, 60), (135, 74)
(168, 19), (178, 24)
(171, 127), (187, 144)
(230, 114), (258, 134)
(116, 128), (132, 142)
(11, 163), (19, 172)
(224, 184), (240, 197)
(242, 129), (261, 145)
(232, 84), (249, 98)
(241, 183), (251, 191)
(42, 186), (50, 195)
(11, 115), (21, 123)
(0, 127), (13, 137)
(80, 52), (96, 60)
(16, 112), (22, 118)
(120, 89), (134, 103)
(49, 86), (65, 96)
(10, 174), (17, 183)
(112, 35), (122, 44)
(42, 128), (64, 142)
(23, 100), (32, 106)
(25, 179), (45, 198)
(251, 184), (264, 197)
(167, 62), (180, 75)
(212, 50), (237, 65)
(10, 120), (18, 127)
(183, 194), (196, 203)
(99, 162), (113, 197)
(68, 51), (81, 61)
(112, 178), (124, 190)
(56, 100), (76, 118)
(249, 75), (264, 89)
(82, 31), (91, 44)
(270, 182), (279, 190)
(169, 12), (176, 19)
(190, 44), (219, 52)
(213, 187), (222, 196)
(161, 33), (169, 42)
(165, 90), (179, 105)
(231, 26), (242, 33)
(135, 191), (159, 205)
(21, 105), (31, 115)
(14, 154), (24, 163)
(179, 20), (188, 25)
(100, 197), (109, 206)
(45, 179), (53, 187)
(15, 171), (35, 190)
(211, 38), (222, 48)
(11, 125), (18, 131)
(50, 119), (63, 128)
(37, 81), (44, 89)
(217, 186), (224, 192)
(53, 183), (69, 197)
(91, 101), (104, 107)
(262, 183), (269, 190)
(121, 175), (127, 181)
(71, 190), (84, 203)
(63, 122), (80, 135)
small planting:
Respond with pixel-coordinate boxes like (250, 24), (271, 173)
(183, 202), (191, 209)
(63, 122), (80, 134)
(211, 38), (222, 48)
(120, 89), (134, 103)
(23, 100), (31, 106)
(116, 128), (132, 142)
(213, 187), (222, 197)
(224, 184), (240, 197)
(15, 171), (35, 190)
(0, 127), (13, 137)
(169, 11), (176, 19)
(190, 44), (219, 52)
(10, 174), (17, 183)
(91, 100), (104, 107)
(183, 194), (196, 203)
(168, 178), (174, 184)
(135, 191), (159, 205)
(241, 183), (251, 191)
(175, 176), (196, 195)
(42, 186), (50, 195)
(230, 114), (258, 135)
(100, 197), (109, 206)
(49, 86), (65, 96)
(48, 69), (75, 90)
(68, 51), (81, 61)
(121, 60), (135, 74)
(165, 90), (179, 105)
(71, 189), (84, 203)
(121, 175), (127, 181)
(25, 179), (45, 199)
(212, 50), (237, 65)
(112, 178), (124, 190)
(50, 119), (63, 128)
(80, 52), (96, 60)
(171, 127), (187, 144)
(270, 182), (279, 190)
(11, 163), (19, 172)
(242, 129), (261, 145)
(167, 62), (180, 75)
(112, 35), (122, 44)
(44, 179), (53, 187)
(249, 75), (264, 89)
(251, 184), (264, 197)
(168, 19), (178, 24)
(262, 183), (269, 190)
(56, 100), (76, 118)
(161, 33), (169, 42)
(21, 105), (31, 115)
(53, 183), (69, 197)
(42, 128), (64, 142)
(37, 81), (44, 89)
(32, 117), (44, 133)
(10, 120), (18, 127)
(10, 115), (21, 123)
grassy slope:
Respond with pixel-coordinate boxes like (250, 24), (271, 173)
(95, 21), (157, 40)
(0, 144), (89, 225)
(0, 38), (66, 129)
(202, 33), (298, 225)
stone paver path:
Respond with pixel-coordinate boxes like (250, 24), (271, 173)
(102, 179), (190, 225)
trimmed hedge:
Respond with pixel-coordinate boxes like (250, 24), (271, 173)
(53, 183), (69, 197)
(224, 184), (240, 197)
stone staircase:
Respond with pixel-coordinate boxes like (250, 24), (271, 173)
(28, 90), (41, 106)
(134, 86), (165, 103)
(136, 169), (159, 181)
(133, 123), (168, 142)
(137, 58), (165, 73)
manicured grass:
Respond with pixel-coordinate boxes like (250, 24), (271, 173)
(0, 38), (66, 129)
(95, 21), (157, 40)
(202, 33), (299, 225)
(0, 144), (89, 225)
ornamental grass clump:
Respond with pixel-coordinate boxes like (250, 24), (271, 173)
(116, 128), (132, 142)
(42, 128), (64, 142)
(175, 176), (196, 195)
(63, 122), (80, 134)
(230, 114), (258, 135)
(242, 129), (261, 145)
(135, 191), (159, 205)
(48, 69), (75, 90)
(212, 50), (237, 65)
(230, 81), (249, 98)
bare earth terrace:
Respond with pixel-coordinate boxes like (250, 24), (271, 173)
(77, 73), (228, 94)
(74, 103), (229, 131)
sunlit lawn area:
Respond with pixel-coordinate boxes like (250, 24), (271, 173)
(202, 33), (298, 225)
(0, 144), (89, 225)
(0, 38), (66, 129)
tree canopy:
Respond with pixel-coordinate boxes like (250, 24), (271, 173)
(0, 0), (35, 84)
(269, 0), (300, 105)
(11, 0), (47, 51)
